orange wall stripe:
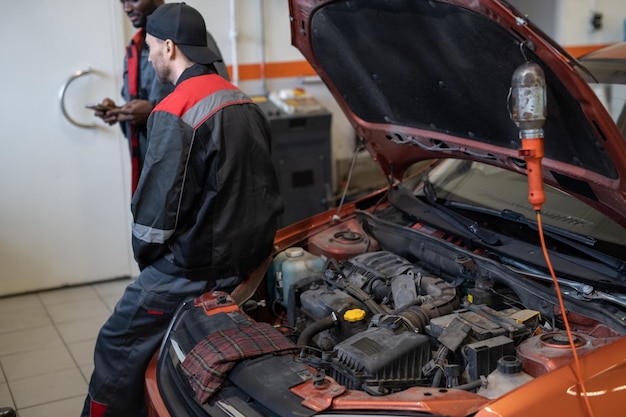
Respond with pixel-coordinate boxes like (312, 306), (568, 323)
(565, 43), (612, 58)
(227, 60), (317, 81)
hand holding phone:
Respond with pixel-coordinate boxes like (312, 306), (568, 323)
(85, 103), (114, 112)
(87, 99), (120, 125)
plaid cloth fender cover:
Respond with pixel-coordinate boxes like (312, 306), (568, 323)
(181, 322), (298, 403)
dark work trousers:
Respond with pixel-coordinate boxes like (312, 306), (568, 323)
(80, 265), (209, 417)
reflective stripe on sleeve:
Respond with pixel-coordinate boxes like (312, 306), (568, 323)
(132, 222), (175, 243)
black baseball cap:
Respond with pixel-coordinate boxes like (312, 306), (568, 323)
(146, 2), (220, 65)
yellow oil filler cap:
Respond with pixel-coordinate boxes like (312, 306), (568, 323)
(343, 308), (366, 323)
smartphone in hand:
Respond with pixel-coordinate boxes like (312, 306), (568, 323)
(85, 103), (114, 112)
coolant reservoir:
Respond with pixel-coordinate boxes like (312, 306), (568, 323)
(477, 356), (533, 399)
(272, 247), (325, 307)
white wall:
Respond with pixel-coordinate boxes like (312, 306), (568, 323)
(0, 0), (138, 295)
(556, 0), (625, 44)
(508, 0), (624, 44)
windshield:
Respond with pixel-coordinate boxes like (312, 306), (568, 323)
(416, 159), (626, 250)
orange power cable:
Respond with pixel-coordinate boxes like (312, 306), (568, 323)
(536, 210), (595, 417)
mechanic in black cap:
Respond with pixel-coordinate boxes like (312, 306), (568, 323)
(80, 3), (283, 417)
(145, 1), (221, 65)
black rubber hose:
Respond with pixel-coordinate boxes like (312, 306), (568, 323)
(297, 313), (339, 347)
(430, 346), (449, 388)
(395, 275), (460, 332)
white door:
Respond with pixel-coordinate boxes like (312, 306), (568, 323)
(0, 1), (137, 296)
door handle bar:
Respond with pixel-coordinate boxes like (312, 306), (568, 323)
(59, 68), (97, 129)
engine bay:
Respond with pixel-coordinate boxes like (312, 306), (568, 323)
(264, 208), (623, 399)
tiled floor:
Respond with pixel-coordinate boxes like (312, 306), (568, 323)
(0, 278), (133, 417)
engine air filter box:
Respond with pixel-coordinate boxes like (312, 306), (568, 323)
(330, 326), (430, 392)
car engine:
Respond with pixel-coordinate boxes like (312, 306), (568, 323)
(268, 212), (623, 398)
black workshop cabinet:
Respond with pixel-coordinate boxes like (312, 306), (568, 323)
(256, 98), (332, 227)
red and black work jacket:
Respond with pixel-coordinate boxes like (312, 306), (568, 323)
(131, 64), (284, 282)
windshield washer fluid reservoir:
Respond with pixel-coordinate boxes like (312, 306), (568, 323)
(477, 355), (533, 399)
(272, 247), (325, 307)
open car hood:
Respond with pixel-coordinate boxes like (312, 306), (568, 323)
(288, 0), (626, 227)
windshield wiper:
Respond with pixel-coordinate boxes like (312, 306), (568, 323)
(506, 265), (626, 309)
(423, 182), (501, 246)
(445, 200), (626, 275)
(446, 201), (596, 246)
